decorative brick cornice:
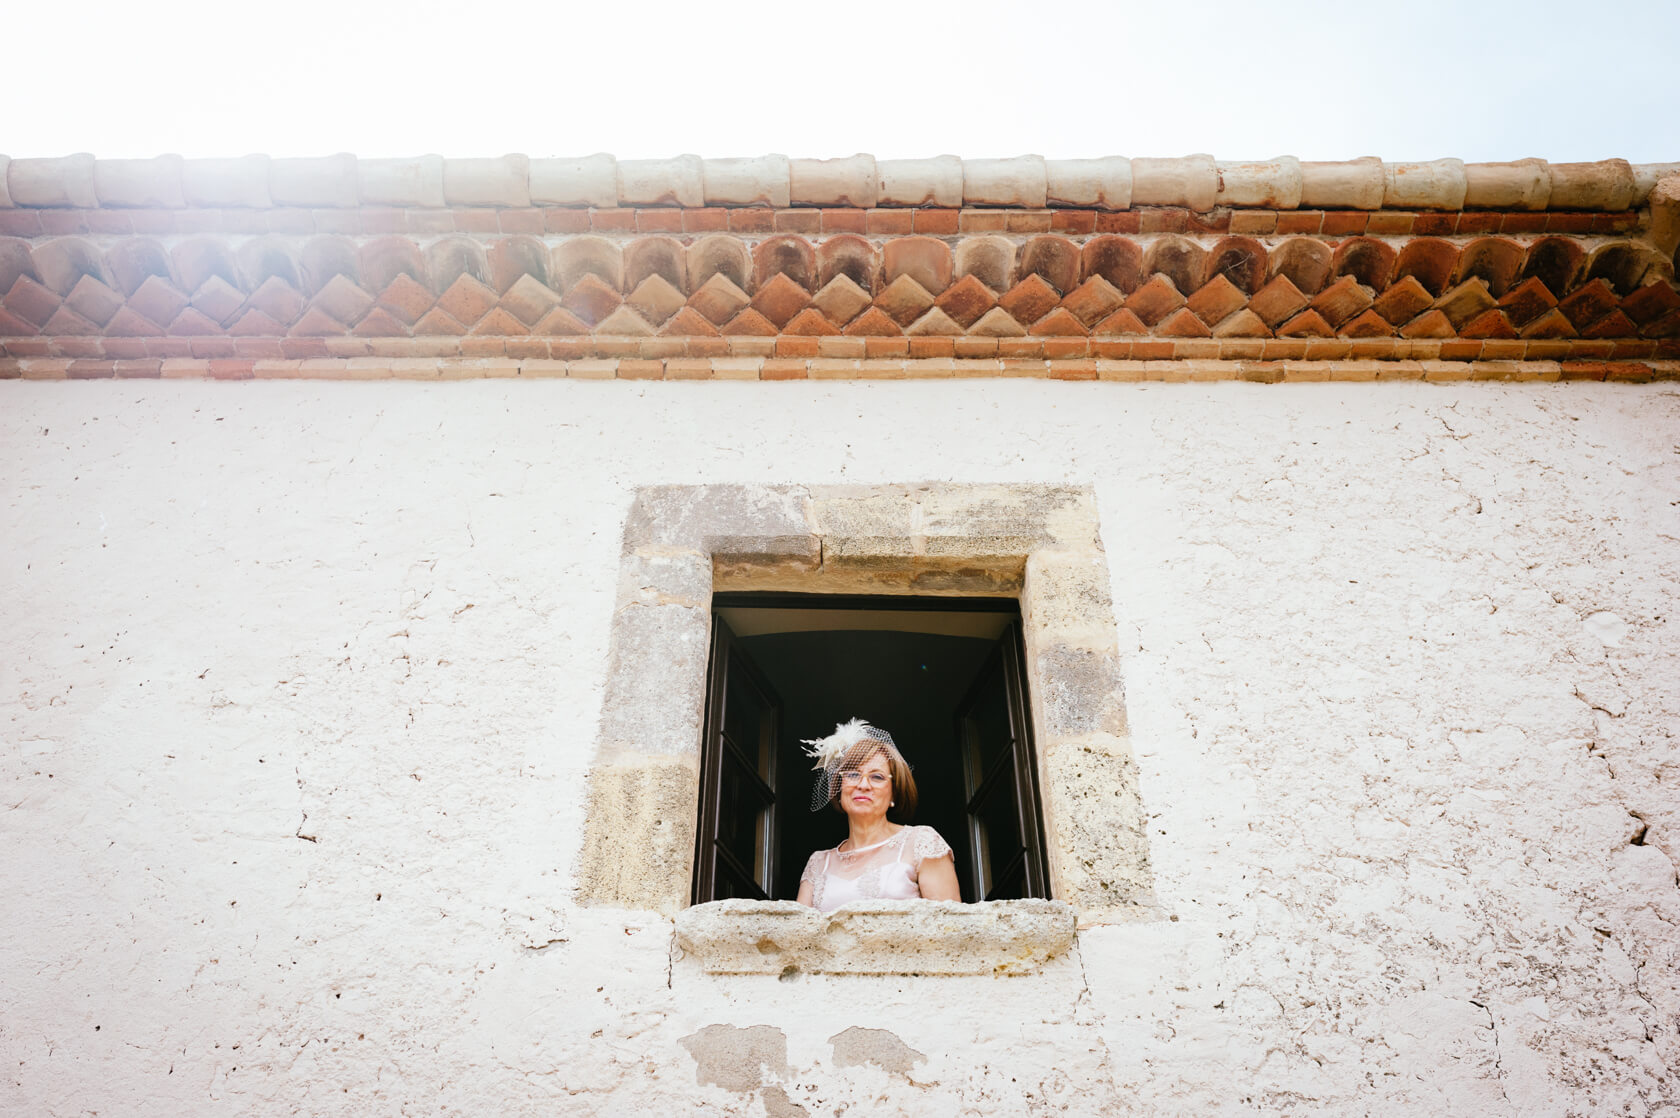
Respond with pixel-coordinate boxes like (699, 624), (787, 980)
(3, 153), (1676, 380)
(3, 153), (1677, 213)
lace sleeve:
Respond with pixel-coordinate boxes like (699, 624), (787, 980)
(800, 849), (827, 908)
(911, 826), (953, 863)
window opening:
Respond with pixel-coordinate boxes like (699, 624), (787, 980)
(692, 594), (1051, 906)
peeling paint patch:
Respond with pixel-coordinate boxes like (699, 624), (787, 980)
(828, 1026), (926, 1076)
(679, 1023), (789, 1092)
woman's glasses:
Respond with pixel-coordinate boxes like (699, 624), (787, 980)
(839, 770), (891, 788)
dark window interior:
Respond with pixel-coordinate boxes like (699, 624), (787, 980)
(691, 594), (1051, 906)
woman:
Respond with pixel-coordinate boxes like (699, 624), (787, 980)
(794, 718), (962, 912)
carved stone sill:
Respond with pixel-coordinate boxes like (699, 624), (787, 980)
(673, 898), (1077, 976)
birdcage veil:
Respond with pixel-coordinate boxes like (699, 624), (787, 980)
(800, 718), (909, 811)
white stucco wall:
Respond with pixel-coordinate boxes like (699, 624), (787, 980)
(3, 380), (1677, 1116)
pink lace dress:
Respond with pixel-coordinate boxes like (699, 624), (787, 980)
(800, 825), (954, 913)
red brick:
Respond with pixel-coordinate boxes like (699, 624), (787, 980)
(775, 209), (821, 234)
(914, 208), (961, 235)
(953, 336), (996, 357)
(683, 208), (730, 232)
(1452, 213), (1498, 235)
(1276, 211), (1324, 235)
(1090, 340), (1133, 359)
(867, 210), (915, 235)
(636, 209), (685, 233)
(544, 209), (592, 234)
(1590, 212), (1639, 235)
(1138, 208), (1189, 234)
(189, 338), (238, 358)
(280, 337), (330, 359)
(1365, 212), (1414, 235)
(1094, 212), (1141, 234)
(996, 340), (1045, 359)
(1608, 340), (1656, 358)
(865, 337), (910, 358)
(1049, 359), (1098, 380)
(1499, 213), (1547, 234)
(959, 210), (1008, 232)
(114, 359), (162, 378)
(145, 338), (194, 358)
(729, 209), (775, 233)
(40, 211), (91, 235)
(3, 339), (53, 357)
(821, 208), (868, 234)
(1186, 209), (1231, 234)
(591, 209), (636, 233)
(226, 337), (280, 359)
(505, 337), (550, 359)
(1560, 360), (1607, 380)
(450, 208), (496, 233)
(102, 338), (151, 359)
(550, 338), (591, 360)
(1041, 338), (1089, 359)
(1605, 361), (1652, 381)
(357, 208), (405, 234)
(86, 210), (136, 235)
(761, 358), (807, 380)
(1544, 212), (1593, 234)
(207, 359), (255, 380)
(776, 336), (819, 357)
(53, 338), (104, 358)
(1050, 210), (1097, 235)
(407, 210), (456, 234)
(1438, 340), (1483, 360)
(1006, 211), (1054, 234)
(685, 337), (730, 357)
(311, 209), (358, 234)
(907, 336), (956, 358)
(1319, 211), (1369, 237)
(459, 337), (506, 356)
(617, 358), (663, 380)
(0, 211), (43, 236)
(1412, 213), (1458, 236)
(66, 360), (113, 379)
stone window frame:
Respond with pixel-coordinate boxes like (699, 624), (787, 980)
(575, 484), (1154, 956)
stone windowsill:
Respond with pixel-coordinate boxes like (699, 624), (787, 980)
(673, 898), (1077, 976)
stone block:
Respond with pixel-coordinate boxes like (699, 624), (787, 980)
(1131, 154), (1217, 210)
(574, 755), (701, 913)
(1041, 734), (1152, 917)
(92, 156), (184, 208)
(269, 154), (357, 207)
(530, 154), (617, 207)
(1215, 156), (1302, 208)
(1549, 159), (1636, 211)
(1384, 158), (1467, 210)
(962, 156), (1047, 207)
(358, 156), (445, 207)
(790, 155), (877, 207)
(876, 156), (963, 208)
(1046, 157), (1131, 209)
(8, 154), (97, 208)
(619, 155), (703, 208)
(702, 155), (790, 207)
(180, 155), (271, 208)
(622, 483), (813, 553)
(674, 899), (1077, 975)
(1300, 157), (1385, 210)
(1464, 158), (1550, 210)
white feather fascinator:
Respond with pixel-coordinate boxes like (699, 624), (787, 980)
(800, 718), (907, 811)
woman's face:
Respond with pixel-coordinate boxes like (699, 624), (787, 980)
(838, 750), (893, 824)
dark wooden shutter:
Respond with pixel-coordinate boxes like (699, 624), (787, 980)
(954, 622), (1051, 901)
(692, 615), (782, 904)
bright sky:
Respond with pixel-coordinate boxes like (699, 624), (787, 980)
(7, 0), (1677, 163)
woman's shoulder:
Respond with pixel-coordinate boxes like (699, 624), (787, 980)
(903, 824), (953, 860)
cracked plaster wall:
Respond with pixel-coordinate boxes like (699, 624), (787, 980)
(2, 379), (1677, 1116)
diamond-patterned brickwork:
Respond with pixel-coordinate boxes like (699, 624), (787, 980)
(3, 226), (1675, 366)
